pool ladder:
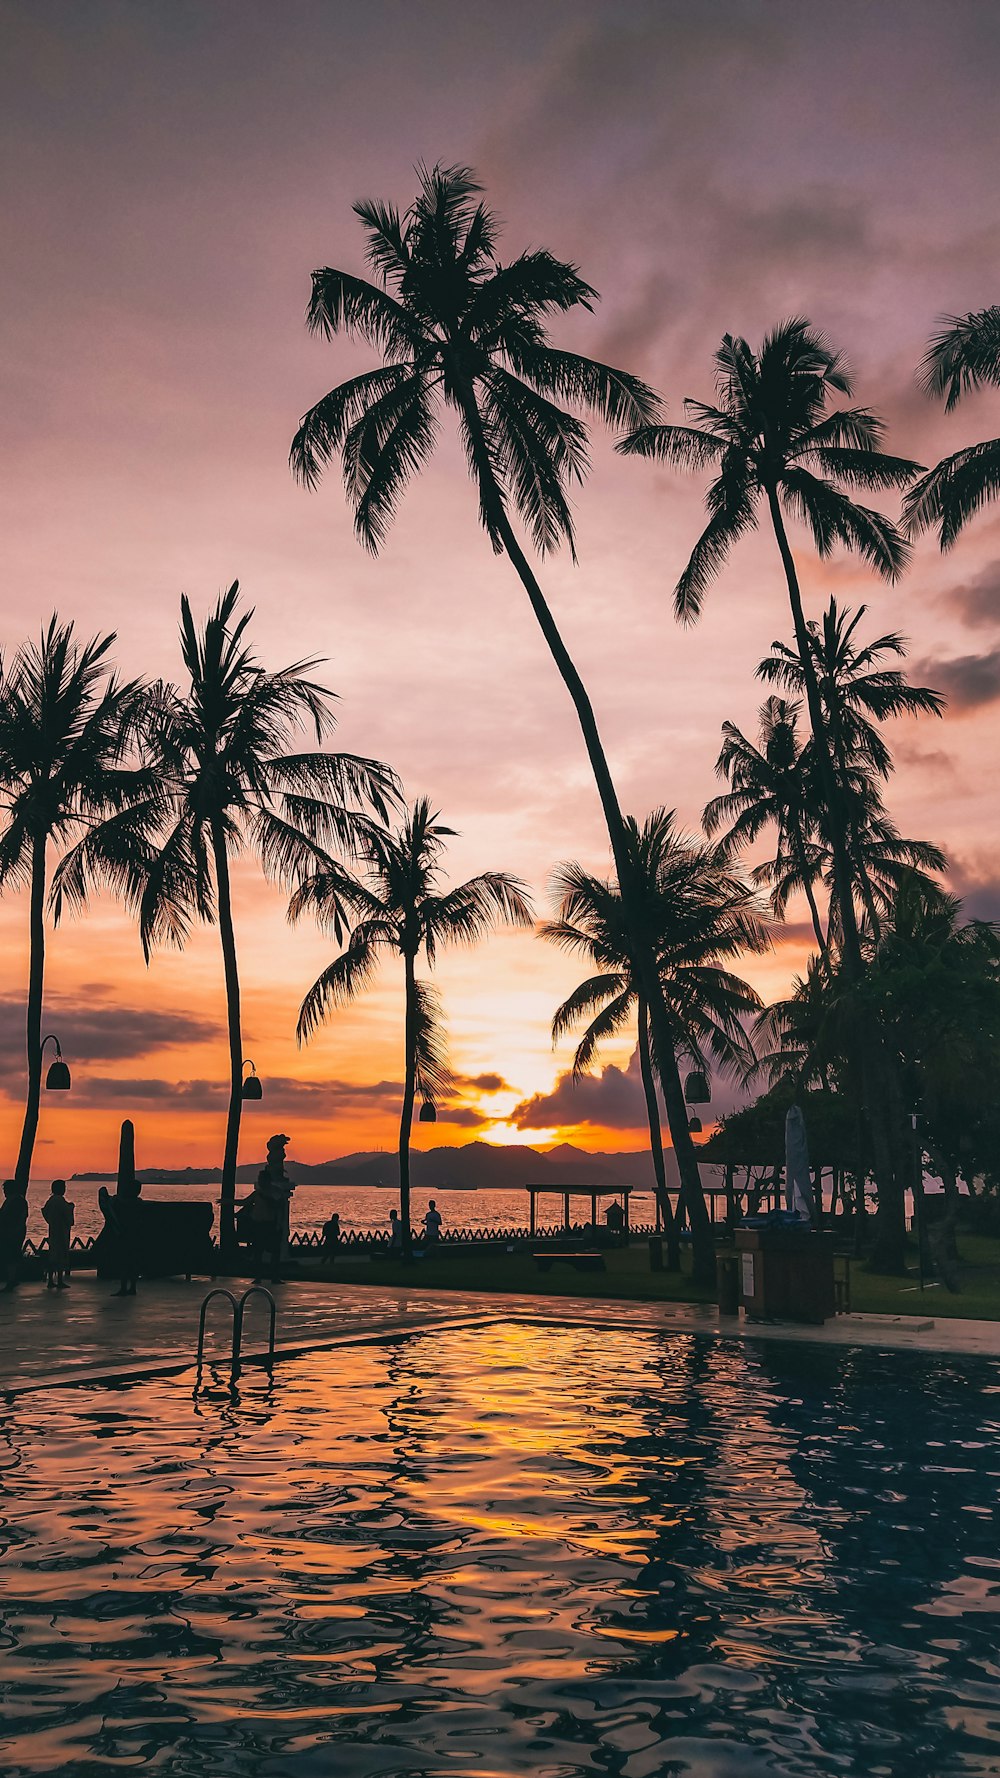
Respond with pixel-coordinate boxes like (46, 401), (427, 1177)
(196, 1285), (276, 1382)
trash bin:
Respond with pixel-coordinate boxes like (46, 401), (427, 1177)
(716, 1252), (740, 1315)
(648, 1235), (664, 1273)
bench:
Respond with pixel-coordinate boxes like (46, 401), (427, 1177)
(533, 1250), (606, 1274)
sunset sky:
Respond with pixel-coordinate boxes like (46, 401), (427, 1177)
(2, 0), (999, 1175)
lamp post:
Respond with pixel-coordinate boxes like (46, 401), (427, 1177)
(42, 1034), (71, 1092)
(241, 1060), (263, 1101)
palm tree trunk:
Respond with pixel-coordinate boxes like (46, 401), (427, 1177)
(765, 489), (906, 1271)
(15, 833), (47, 1192)
(399, 951), (417, 1259)
(790, 817), (828, 956)
(211, 820), (243, 1259)
(637, 993), (679, 1268)
(458, 390), (716, 1281)
(659, 1047), (715, 1277)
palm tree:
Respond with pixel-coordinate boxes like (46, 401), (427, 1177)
(757, 792), (946, 952)
(618, 319), (920, 981)
(756, 599), (944, 942)
(758, 598), (944, 788)
(293, 797), (533, 1253)
(619, 320), (923, 1268)
(0, 619), (153, 1188)
(56, 582), (400, 1254)
(704, 696), (829, 957)
(287, 162), (699, 1246)
(905, 306), (1000, 547)
(541, 811), (769, 1277)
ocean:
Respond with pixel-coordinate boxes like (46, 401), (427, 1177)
(24, 1179), (658, 1246)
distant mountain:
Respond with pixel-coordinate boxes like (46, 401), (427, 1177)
(73, 1139), (703, 1192)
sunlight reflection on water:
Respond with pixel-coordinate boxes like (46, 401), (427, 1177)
(1, 1323), (999, 1776)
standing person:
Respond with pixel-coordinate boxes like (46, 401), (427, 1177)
(321, 1210), (341, 1269)
(388, 1208), (403, 1254)
(422, 1199), (443, 1246)
(0, 1179), (28, 1292)
(42, 1178), (74, 1290)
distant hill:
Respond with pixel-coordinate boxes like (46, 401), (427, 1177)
(73, 1139), (702, 1192)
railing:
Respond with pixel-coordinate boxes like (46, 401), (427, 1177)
(196, 1284), (276, 1384)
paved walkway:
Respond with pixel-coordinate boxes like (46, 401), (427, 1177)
(2, 1275), (999, 1395)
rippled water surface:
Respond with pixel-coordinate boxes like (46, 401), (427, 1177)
(2, 1323), (999, 1777)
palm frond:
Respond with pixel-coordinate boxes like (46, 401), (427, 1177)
(306, 266), (425, 357)
(920, 307), (1000, 410)
(781, 469), (910, 580)
(411, 976), (453, 1103)
(296, 924), (386, 1043)
(617, 422), (726, 468)
(903, 437), (1000, 547)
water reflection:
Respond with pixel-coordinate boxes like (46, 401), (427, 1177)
(0, 1323), (998, 1776)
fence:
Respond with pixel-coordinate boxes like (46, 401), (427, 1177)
(20, 1219), (662, 1266)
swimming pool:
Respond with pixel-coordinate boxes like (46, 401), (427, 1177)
(1, 1321), (998, 1776)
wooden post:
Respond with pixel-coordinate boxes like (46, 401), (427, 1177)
(563, 1192), (570, 1233)
(530, 1190), (536, 1238)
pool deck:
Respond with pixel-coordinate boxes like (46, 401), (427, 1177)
(2, 1275), (999, 1395)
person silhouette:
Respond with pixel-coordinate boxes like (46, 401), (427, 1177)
(0, 1179), (27, 1292)
(422, 1199), (443, 1244)
(42, 1178), (74, 1289)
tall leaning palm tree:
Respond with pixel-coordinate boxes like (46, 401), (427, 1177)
(905, 307), (1000, 547)
(293, 797), (532, 1254)
(287, 163), (702, 1242)
(619, 319), (920, 984)
(57, 583), (400, 1254)
(541, 811), (768, 1278)
(0, 619), (153, 1188)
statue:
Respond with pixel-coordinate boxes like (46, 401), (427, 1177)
(266, 1132), (294, 1259)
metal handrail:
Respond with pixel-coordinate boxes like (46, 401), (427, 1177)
(195, 1284), (277, 1384)
(234, 1286), (276, 1377)
(196, 1287), (240, 1374)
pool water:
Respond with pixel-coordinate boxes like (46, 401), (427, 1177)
(1, 1322), (999, 1776)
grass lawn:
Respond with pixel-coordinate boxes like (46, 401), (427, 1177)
(292, 1232), (1000, 1320)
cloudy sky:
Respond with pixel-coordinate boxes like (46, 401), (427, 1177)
(2, 0), (998, 1173)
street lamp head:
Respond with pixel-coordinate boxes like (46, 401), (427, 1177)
(687, 1114), (703, 1135)
(418, 1099), (437, 1124)
(684, 1069), (710, 1105)
(241, 1059), (263, 1101)
(42, 1034), (70, 1091)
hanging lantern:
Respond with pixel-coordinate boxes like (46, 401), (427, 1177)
(684, 1068), (710, 1104)
(42, 1034), (71, 1091)
(418, 1099), (437, 1123)
(241, 1059), (263, 1101)
(687, 1114), (703, 1135)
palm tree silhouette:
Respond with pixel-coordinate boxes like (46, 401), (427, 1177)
(293, 797), (533, 1253)
(758, 599), (944, 944)
(758, 599), (944, 789)
(905, 306), (1000, 546)
(0, 619), (152, 1188)
(704, 697), (828, 958)
(541, 811), (768, 1271)
(287, 164), (714, 1263)
(619, 320), (924, 1268)
(618, 319), (919, 981)
(76, 582), (400, 1254)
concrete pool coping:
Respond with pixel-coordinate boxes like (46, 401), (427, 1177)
(3, 1278), (999, 1397)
